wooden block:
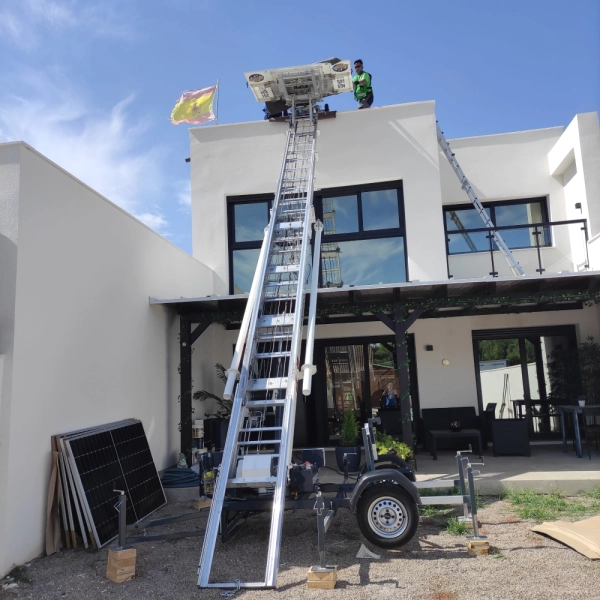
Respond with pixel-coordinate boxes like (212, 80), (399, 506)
(467, 540), (489, 556)
(307, 566), (337, 589)
(106, 564), (135, 583)
(193, 497), (212, 511)
(107, 547), (136, 583)
(108, 555), (136, 568)
(108, 547), (136, 561)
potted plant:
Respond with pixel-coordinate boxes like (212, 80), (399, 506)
(335, 408), (362, 471)
(375, 432), (413, 461)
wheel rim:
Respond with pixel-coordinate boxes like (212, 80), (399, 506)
(367, 496), (409, 538)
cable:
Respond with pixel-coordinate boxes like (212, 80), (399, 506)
(160, 467), (200, 488)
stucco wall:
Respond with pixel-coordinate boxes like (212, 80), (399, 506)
(0, 143), (217, 574)
(0, 143), (20, 580)
(190, 102), (449, 292)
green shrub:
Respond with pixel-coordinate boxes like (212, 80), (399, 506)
(339, 408), (359, 447)
(375, 432), (413, 460)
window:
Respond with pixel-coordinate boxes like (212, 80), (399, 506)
(444, 197), (550, 255)
(316, 182), (407, 287)
(228, 196), (272, 294)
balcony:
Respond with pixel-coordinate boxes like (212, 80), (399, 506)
(446, 219), (590, 279)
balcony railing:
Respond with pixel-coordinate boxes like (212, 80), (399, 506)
(446, 219), (590, 279)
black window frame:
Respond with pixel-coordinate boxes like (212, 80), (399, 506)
(443, 196), (552, 256)
(227, 194), (273, 294)
(314, 180), (409, 287)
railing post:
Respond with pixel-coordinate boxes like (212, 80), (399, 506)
(487, 231), (498, 277)
(533, 226), (544, 274)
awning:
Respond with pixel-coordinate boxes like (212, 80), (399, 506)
(150, 271), (600, 325)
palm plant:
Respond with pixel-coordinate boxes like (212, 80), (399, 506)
(192, 363), (233, 418)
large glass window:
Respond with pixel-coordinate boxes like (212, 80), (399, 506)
(317, 182), (407, 288)
(228, 196), (272, 294)
(444, 198), (550, 255)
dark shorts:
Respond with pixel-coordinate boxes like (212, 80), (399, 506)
(358, 93), (374, 109)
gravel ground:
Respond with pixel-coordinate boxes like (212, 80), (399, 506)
(3, 498), (599, 600)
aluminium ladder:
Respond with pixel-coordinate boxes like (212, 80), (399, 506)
(436, 123), (525, 276)
(198, 104), (320, 590)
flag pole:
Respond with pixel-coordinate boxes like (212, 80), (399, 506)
(215, 79), (220, 125)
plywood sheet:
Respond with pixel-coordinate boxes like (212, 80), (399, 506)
(532, 516), (600, 559)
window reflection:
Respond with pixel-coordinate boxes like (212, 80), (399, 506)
(362, 189), (400, 231)
(234, 202), (269, 242)
(322, 195), (359, 235)
(232, 248), (260, 294)
(321, 238), (406, 287)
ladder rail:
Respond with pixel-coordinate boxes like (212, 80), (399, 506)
(265, 111), (319, 587)
(223, 226), (270, 400)
(436, 123), (525, 277)
(302, 219), (323, 395)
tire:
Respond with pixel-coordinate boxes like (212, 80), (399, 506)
(356, 484), (419, 548)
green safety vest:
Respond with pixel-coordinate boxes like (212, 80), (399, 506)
(352, 72), (373, 100)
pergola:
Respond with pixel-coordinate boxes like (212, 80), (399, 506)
(150, 271), (600, 462)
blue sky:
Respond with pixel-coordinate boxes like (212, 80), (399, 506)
(1, 0), (598, 254)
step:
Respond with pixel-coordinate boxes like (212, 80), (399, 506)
(266, 264), (300, 274)
(237, 440), (281, 446)
(246, 399), (286, 408)
(254, 352), (291, 359)
(239, 426), (282, 433)
(257, 314), (295, 328)
(227, 476), (277, 488)
(255, 332), (293, 341)
(247, 377), (289, 391)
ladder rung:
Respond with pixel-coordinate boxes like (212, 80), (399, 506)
(227, 476), (277, 488)
(257, 314), (295, 327)
(266, 265), (300, 274)
(246, 399), (286, 407)
(275, 221), (303, 230)
(239, 426), (282, 432)
(256, 332), (293, 341)
(237, 440), (280, 446)
(247, 377), (289, 391)
(254, 352), (290, 359)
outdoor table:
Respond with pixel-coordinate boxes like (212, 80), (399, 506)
(558, 405), (593, 459)
(429, 429), (482, 460)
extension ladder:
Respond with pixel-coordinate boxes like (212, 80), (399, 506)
(436, 123), (525, 276)
(198, 104), (320, 590)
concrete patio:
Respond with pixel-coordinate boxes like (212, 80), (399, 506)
(412, 445), (600, 494)
(315, 445), (600, 495)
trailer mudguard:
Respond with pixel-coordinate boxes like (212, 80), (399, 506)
(349, 468), (421, 512)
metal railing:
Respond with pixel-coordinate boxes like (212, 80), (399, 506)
(446, 218), (590, 278)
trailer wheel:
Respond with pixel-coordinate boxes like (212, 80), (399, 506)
(356, 484), (419, 548)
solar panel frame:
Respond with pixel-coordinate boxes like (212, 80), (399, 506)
(63, 419), (166, 548)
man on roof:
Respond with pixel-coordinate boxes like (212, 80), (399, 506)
(352, 59), (373, 109)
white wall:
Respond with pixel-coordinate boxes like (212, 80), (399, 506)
(0, 143), (217, 575)
(190, 102), (449, 292)
(439, 126), (586, 278)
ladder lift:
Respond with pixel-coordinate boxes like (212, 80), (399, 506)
(198, 59), (354, 590)
(196, 62), (496, 591)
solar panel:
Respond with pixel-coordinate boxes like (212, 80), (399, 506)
(59, 419), (165, 548)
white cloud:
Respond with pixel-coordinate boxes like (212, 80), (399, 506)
(135, 212), (169, 233)
(0, 69), (169, 233)
(0, 0), (138, 50)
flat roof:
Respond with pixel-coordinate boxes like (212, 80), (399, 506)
(150, 271), (600, 324)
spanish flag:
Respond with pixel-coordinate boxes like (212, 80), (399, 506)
(170, 84), (217, 125)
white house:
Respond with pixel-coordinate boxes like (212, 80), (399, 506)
(1, 101), (599, 574)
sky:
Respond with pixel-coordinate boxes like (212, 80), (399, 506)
(1, 0), (598, 254)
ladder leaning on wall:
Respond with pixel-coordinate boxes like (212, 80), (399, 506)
(436, 123), (525, 277)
